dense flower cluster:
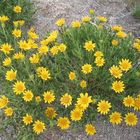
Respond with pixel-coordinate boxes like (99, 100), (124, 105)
(0, 4), (140, 139)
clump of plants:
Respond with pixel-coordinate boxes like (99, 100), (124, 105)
(0, 6), (140, 140)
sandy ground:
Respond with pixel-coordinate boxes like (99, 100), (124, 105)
(0, 0), (140, 140)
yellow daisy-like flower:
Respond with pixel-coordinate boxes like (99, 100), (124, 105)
(71, 20), (81, 28)
(95, 57), (105, 67)
(94, 51), (103, 58)
(112, 25), (123, 32)
(119, 59), (132, 72)
(70, 109), (83, 121)
(97, 100), (111, 115)
(4, 107), (13, 117)
(82, 16), (91, 23)
(84, 41), (96, 52)
(45, 107), (57, 119)
(109, 65), (122, 79)
(48, 30), (58, 42)
(97, 16), (107, 22)
(3, 57), (11, 66)
(60, 93), (72, 108)
(0, 96), (9, 109)
(112, 40), (119, 46)
(38, 46), (49, 55)
(18, 40), (31, 50)
(28, 39), (38, 49)
(69, 72), (76, 80)
(85, 124), (96, 135)
(112, 80), (125, 93)
(125, 112), (138, 126)
(81, 64), (92, 74)
(13, 5), (22, 13)
(123, 96), (134, 107)
(0, 15), (9, 22)
(35, 96), (41, 103)
(12, 29), (22, 38)
(50, 45), (59, 56)
(109, 112), (122, 125)
(13, 20), (25, 27)
(33, 120), (46, 135)
(77, 93), (92, 109)
(5, 69), (17, 81)
(43, 91), (55, 104)
(133, 42), (140, 52)
(29, 54), (40, 64)
(23, 90), (34, 102)
(80, 80), (87, 88)
(13, 52), (25, 60)
(55, 18), (65, 27)
(116, 31), (127, 38)
(57, 117), (70, 130)
(133, 97), (140, 110)
(23, 114), (33, 125)
(13, 81), (26, 95)
(89, 9), (95, 15)
(1, 43), (13, 54)
(28, 28), (39, 39)
(58, 43), (67, 52)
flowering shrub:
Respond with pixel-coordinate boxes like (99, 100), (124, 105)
(0, 4), (140, 139)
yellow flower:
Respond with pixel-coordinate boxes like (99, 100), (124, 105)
(123, 96), (134, 107)
(94, 51), (103, 58)
(38, 46), (49, 55)
(58, 43), (67, 52)
(13, 81), (26, 95)
(23, 90), (34, 102)
(36, 67), (51, 80)
(35, 96), (41, 103)
(112, 40), (119, 46)
(12, 29), (22, 38)
(60, 93), (72, 108)
(97, 16), (107, 22)
(81, 64), (92, 74)
(0, 15), (9, 22)
(5, 69), (17, 81)
(45, 107), (57, 119)
(82, 16), (91, 23)
(77, 93), (92, 109)
(109, 65), (122, 79)
(112, 25), (123, 32)
(55, 18), (65, 27)
(18, 40), (31, 50)
(125, 112), (138, 126)
(50, 45), (59, 56)
(133, 97), (140, 110)
(89, 9), (95, 15)
(4, 107), (13, 117)
(13, 5), (22, 13)
(71, 20), (81, 28)
(13, 20), (25, 27)
(84, 41), (96, 52)
(29, 54), (40, 64)
(133, 42), (140, 52)
(48, 30), (58, 42)
(0, 96), (9, 109)
(69, 72), (76, 80)
(23, 114), (33, 125)
(28, 28), (39, 39)
(1, 43), (13, 54)
(97, 100), (111, 115)
(80, 80), (87, 88)
(119, 59), (132, 72)
(28, 39), (38, 49)
(33, 120), (45, 135)
(3, 57), (11, 66)
(85, 124), (96, 135)
(13, 52), (25, 60)
(112, 80), (125, 93)
(116, 31), (127, 38)
(43, 91), (55, 104)
(57, 117), (70, 130)
(109, 112), (122, 125)
(95, 57), (105, 67)
(70, 109), (83, 121)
